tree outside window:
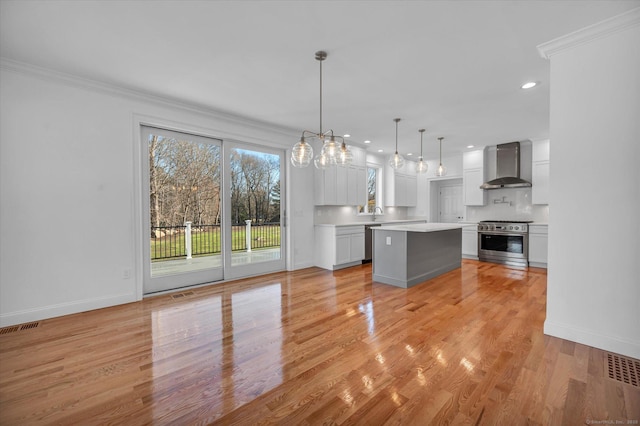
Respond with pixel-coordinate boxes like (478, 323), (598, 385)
(359, 166), (380, 214)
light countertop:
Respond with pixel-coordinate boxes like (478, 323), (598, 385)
(373, 223), (464, 233)
(315, 219), (426, 228)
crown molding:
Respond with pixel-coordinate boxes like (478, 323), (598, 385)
(537, 7), (640, 59)
(0, 57), (299, 141)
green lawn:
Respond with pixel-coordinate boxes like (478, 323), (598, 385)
(151, 225), (280, 261)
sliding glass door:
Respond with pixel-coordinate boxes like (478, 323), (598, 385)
(223, 142), (285, 279)
(141, 127), (285, 294)
(142, 126), (224, 294)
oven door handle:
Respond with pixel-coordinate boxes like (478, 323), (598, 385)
(478, 231), (527, 237)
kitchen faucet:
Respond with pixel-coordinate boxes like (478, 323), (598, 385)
(372, 206), (384, 221)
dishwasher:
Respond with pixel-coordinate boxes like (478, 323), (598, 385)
(364, 224), (382, 262)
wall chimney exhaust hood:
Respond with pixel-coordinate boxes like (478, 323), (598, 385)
(480, 142), (532, 189)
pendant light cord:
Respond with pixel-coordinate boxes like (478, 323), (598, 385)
(394, 118), (401, 153)
(319, 57), (323, 135)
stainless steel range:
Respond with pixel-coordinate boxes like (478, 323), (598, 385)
(477, 220), (532, 267)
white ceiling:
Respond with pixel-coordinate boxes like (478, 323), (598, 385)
(1, 0), (638, 158)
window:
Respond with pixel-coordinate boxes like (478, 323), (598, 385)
(359, 166), (380, 214)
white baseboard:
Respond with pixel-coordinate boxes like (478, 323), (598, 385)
(291, 260), (315, 271)
(544, 320), (640, 359)
(0, 293), (137, 327)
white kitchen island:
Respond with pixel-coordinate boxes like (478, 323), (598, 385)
(372, 223), (463, 288)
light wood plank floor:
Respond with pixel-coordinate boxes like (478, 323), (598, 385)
(1, 260), (638, 425)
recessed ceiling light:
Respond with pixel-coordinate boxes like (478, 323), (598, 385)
(407, 153), (413, 156)
(467, 145), (475, 149)
(343, 134), (351, 138)
(364, 140), (371, 144)
(521, 81), (537, 89)
(377, 149), (383, 153)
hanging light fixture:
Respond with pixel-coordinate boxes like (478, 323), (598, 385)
(415, 128), (428, 174)
(291, 50), (350, 168)
(388, 118), (405, 169)
(314, 150), (330, 170)
(335, 140), (353, 167)
(435, 137), (447, 176)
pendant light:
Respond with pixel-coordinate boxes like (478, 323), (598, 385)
(314, 150), (330, 170)
(388, 118), (405, 169)
(435, 137), (447, 177)
(415, 128), (428, 174)
(335, 141), (353, 167)
(291, 51), (350, 168)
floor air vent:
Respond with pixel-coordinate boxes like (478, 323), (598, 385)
(0, 321), (40, 335)
(171, 291), (195, 300)
(606, 353), (640, 387)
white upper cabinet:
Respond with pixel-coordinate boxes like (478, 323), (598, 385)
(385, 161), (417, 207)
(314, 146), (367, 206)
(463, 149), (487, 206)
(532, 139), (550, 205)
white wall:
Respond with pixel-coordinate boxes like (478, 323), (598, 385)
(540, 11), (640, 358)
(0, 62), (315, 326)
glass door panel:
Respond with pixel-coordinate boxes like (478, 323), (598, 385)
(142, 126), (224, 294)
(224, 143), (285, 279)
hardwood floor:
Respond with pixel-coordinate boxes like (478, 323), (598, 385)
(1, 260), (638, 425)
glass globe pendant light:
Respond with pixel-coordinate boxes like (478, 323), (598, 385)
(321, 135), (339, 164)
(388, 118), (405, 169)
(291, 136), (313, 167)
(415, 128), (428, 174)
(435, 137), (447, 177)
(336, 141), (353, 166)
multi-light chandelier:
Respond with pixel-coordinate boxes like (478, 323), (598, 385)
(291, 51), (352, 169)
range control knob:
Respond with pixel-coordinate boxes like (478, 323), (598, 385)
(514, 226), (520, 231)
(509, 226), (513, 230)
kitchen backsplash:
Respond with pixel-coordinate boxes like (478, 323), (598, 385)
(465, 187), (549, 223)
(314, 188), (548, 225)
(314, 206), (409, 224)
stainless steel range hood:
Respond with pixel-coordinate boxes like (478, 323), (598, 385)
(480, 142), (532, 189)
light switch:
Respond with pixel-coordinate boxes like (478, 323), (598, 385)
(386, 236), (392, 245)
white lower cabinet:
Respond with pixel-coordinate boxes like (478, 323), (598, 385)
(528, 225), (548, 268)
(462, 225), (478, 259)
(315, 225), (365, 270)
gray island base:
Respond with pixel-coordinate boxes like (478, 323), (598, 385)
(372, 223), (463, 288)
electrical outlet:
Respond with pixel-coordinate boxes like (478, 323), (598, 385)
(122, 269), (131, 279)
(386, 236), (392, 245)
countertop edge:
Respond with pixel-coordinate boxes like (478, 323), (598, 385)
(373, 223), (465, 233)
